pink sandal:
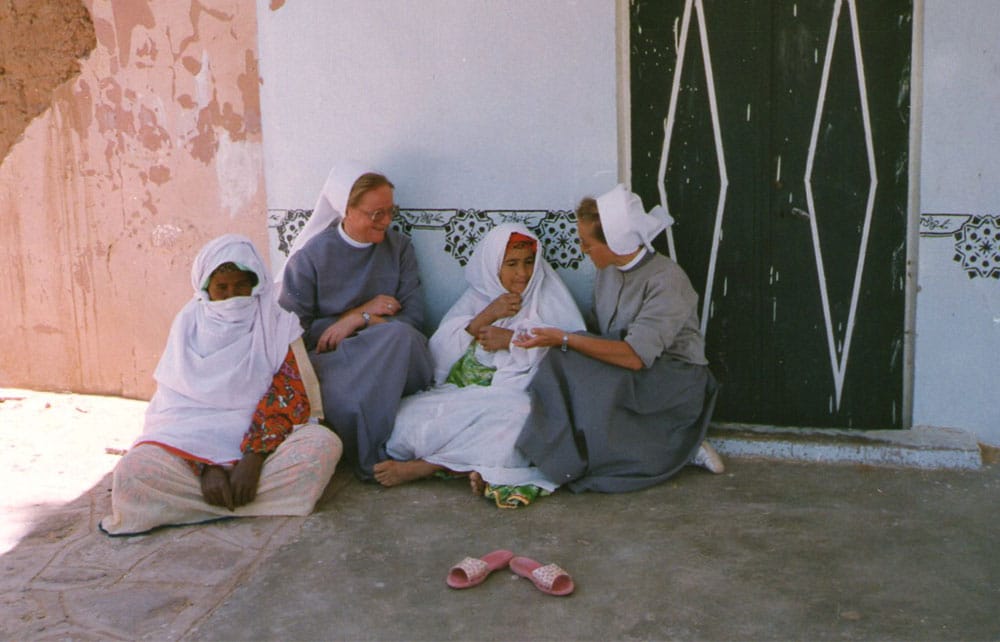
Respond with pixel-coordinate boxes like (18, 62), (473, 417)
(446, 549), (514, 589)
(509, 556), (575, 596)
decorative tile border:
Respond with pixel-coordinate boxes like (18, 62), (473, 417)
(268, 208), (583, 270)
(270, 208), (311, 257)
(920, 213), (1000, 280)
(919, 213), (971, 237)
(951, 215), (1000, 280)
(272, 209), (1000, 281)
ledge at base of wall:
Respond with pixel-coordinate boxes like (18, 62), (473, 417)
(708, 423), (984, 471)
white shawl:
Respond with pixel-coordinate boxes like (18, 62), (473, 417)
(595, 183), (675, 254)
(429, 223), (585, 389)
(137, 234), (303, 464)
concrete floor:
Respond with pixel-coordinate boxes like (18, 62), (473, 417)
(190, 458), (1000, 641)
(3, 389), (997, 641)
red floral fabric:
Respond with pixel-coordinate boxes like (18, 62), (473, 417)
(240, 348), (311, 455)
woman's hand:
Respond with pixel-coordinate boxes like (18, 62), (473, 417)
(467, 293), (522, 337)
(512, 327), (563, 349)
(200, 465), (234, 510)
(362, 294), (401, 318)
(230, 452), (265, 507)
(477, 326), (515, 352)
(514, 327), (643, 370)
(485, 293), (522, 321)
(316, 317), (360, 353)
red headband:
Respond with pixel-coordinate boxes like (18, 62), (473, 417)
(506, 232), (537, 253)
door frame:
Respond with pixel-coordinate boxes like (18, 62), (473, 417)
(614, 0), (923, 429)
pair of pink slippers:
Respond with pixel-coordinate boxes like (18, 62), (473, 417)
(446, 549), (574, 596)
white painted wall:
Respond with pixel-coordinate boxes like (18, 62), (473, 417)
(914, 0), (1000, 444)
(256, 0), (616, 323)
(255, 0), (1000, 444)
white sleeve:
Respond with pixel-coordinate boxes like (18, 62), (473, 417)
(428, 289), (487, 385)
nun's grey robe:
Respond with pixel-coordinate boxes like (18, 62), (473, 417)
(280, 226), (433, 479)
(516, 252), (718, 493)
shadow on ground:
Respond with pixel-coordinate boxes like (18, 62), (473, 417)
(2, 409), (997, 642)
(190, 459), (1000, 641)
(0, 470), (339, 640)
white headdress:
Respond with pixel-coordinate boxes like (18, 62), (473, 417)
(595, 184), (674, 254)
(278, 160), (376, 279)
(431, 223), (585, 388)
(138, 234), (303, 464)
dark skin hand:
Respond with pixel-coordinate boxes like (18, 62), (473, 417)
(200, 465), (235, 510)
(229, 452), (265, 507)
(476, 325), (514, 352)
(467, 292), (520, 352)
(200, 452), (266, 510)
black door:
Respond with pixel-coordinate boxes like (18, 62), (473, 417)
(630, 0), (912, 428)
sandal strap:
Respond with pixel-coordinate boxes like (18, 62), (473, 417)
(453, 557), (489, 581)
(531, 563), (568, 590)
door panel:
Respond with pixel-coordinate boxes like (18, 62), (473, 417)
(630, 0), (911, 428)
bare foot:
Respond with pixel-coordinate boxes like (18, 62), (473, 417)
(373, 459), (441, 487)
(469, 471), (486, 496)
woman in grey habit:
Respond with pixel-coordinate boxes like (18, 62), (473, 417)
(279, 161), (434, 480)
(513, 184), (723, 493)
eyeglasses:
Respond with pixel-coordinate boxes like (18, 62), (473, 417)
(355, 205), (400, 223)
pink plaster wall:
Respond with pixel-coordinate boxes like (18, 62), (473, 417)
(0, 1), (268, 399)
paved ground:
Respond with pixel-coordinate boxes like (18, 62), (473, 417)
(0, 388), (326, 640)
(2, 388), (998, 641)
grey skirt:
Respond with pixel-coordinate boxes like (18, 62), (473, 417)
(516, 348), (718, 493)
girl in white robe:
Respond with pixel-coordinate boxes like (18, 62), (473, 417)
(375, 224), (585, 506)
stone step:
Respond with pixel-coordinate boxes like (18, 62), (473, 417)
(708, 423), (983, 470)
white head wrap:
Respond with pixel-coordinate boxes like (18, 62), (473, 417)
(138, 234), (303, 464)
(277, 161), (376, 281)
(431, 223), (585, 388)
(595, 184), (675, 254)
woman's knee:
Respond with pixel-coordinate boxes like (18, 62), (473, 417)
(114, 444), (170, 484)
(372, 320), (423, 344)
(294, 424), (343, 472)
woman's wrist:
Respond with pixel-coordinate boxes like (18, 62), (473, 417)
(467, 311), (493, 336)
(240, 451), (267, 465)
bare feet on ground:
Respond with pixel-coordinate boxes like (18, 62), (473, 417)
(469, 471), (486, 496)
(373, 459), (441, 486)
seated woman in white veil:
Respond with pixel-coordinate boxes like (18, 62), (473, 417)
(374, 223), (585, 507)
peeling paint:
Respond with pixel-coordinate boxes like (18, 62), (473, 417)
(73, 255), (93, 292)
(92, 17), (116, 49)
(137, 105), (170, 151)
(148, 165), (171, 184)
(33, 324), (64, 335)
(182, 55), (202, 74)
(237, 50), (262, 135)
(109, 0), (155, 67)
(194, 50), (213, 109)
(2, 0), (268, 398)
(216, 133), (261, 217)
(151, 224), (183, 247)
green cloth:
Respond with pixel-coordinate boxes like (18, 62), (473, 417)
(445, 343), (496, 388)
(430, 470), (547, 509)
(442, 344), (544, 509)
(483, 483), (547, 509)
